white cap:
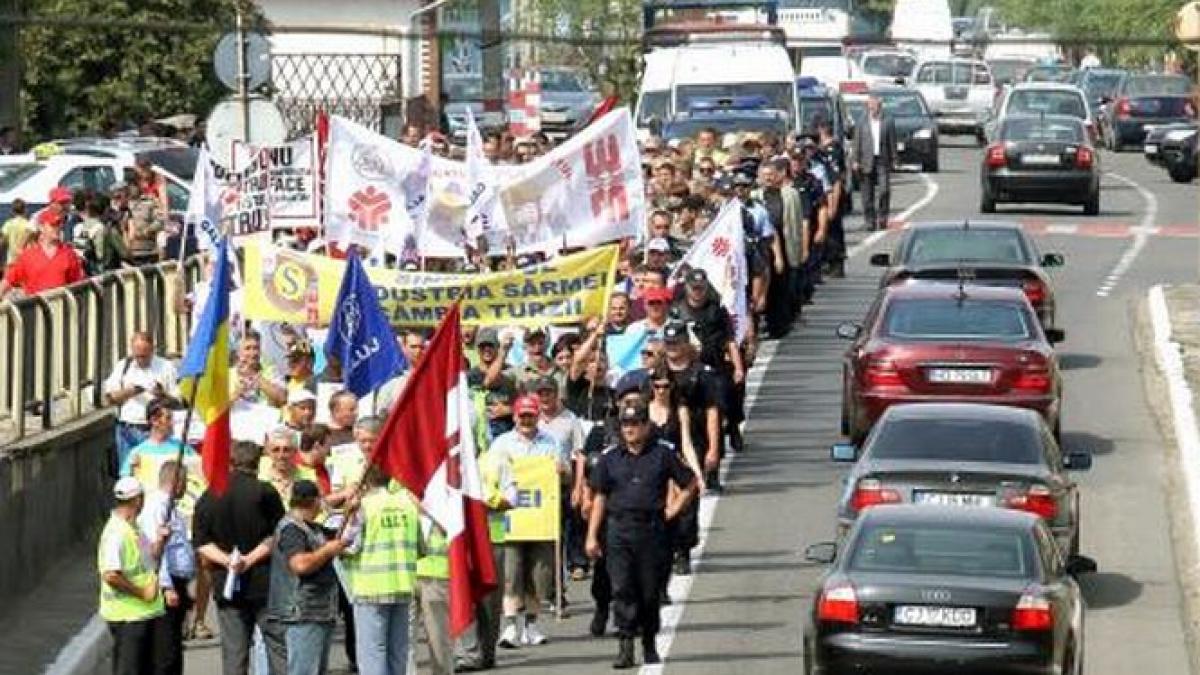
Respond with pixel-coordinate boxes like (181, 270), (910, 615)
(113, 476), (143, 500)
(287, 388), (317, 406)
(646, 237), (671, 253)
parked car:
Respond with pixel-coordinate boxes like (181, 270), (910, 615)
(803, 505), (1087, 675)
(830, 402), (1091, 555)
(1162, 128), (1199, 183)
(987, 55), (1038, 87)
(838, 281), (1064, 443)
(532, 66), (601, 139)
(868, 220), (1063, 326)
(981, 115), (1100, 215)
(1142, 122), (1197, 166)
(869, 85), (939, 171)
(1100, 73), (1196, 152)
(910, 58), (995, 141)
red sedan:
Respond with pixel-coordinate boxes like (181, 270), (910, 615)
(839, 282), (1064, 443)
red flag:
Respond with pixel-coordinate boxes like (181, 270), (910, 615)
(370, 304), (497, 636)
(582, 95), (620, 129)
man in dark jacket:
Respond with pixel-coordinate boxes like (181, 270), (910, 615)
(852, 96), (896, 231)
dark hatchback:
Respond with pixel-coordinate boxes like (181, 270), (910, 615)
(830, 402), (1091, 556)
(981, 115), (1100, 215)
(1102, 73), (1196, 151)
(869, 221), (1063, 326)
(871, 86), (940, 172)
(803, 505), (1086, 675)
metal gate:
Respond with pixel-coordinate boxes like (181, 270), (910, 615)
(270, 53), (404, 134)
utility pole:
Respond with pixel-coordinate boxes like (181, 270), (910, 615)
(236, 5), (251, 142)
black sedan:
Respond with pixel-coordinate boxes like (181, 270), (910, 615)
(803, 505), (1087, 675)
(868, 220), (1064, 326)
(981, 115), (1100, 216)
(831, 402), (1091, 556)
(1101, 73), (1197, 151)
(1141, 122), (1196, 166)
(870, 85), (940, 172)
(1162, 128), (1198, 184)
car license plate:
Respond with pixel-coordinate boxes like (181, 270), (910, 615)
(1145, 144), (1159, 154)
(1022, 154), (1060, 165)
(914, 491), (995, 507)
(926, 368), (992, 384)
(894, 605), (977, 628)
(897, 142), (906, 152)
(541, 112), (567, 123)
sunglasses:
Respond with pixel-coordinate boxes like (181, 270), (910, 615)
(652, 382), (671, 389)
(641, 349), (662, 357)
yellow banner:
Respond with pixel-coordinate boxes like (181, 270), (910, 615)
(504, 456), (561, 542)
(241, 243), (619, 327)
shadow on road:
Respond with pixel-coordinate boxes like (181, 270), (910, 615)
(1061, 430), (1116, 456)
(1059, 353), (1104, 370)
(1079, 571), (1144, 610)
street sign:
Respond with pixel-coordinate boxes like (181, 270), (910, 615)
(214, 31), (272, 90)
(205, 96), (288, 168)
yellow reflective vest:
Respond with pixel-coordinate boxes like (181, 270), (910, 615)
(97, 514), (164, 622)
(417, 523), (450, 580)
(342, 487), (419, 601)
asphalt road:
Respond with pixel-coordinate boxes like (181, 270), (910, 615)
(489, 138), (1199, 675)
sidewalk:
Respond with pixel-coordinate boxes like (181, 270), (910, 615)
(0, 541), (99, 674)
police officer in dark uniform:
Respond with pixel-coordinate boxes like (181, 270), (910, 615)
(790, 141), (827, 306)
(815, 119), (848, 278)
(586, 403), (698, 669)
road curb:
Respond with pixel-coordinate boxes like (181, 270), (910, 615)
(44, 613), (107, 675)
(1144, 285), (1200, 674)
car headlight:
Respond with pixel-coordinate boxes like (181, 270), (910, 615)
(1166, 130), (1197, 142)
(913, 128), (934, 139)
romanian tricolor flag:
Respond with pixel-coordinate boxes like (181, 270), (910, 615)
(179, 237), (234, 494)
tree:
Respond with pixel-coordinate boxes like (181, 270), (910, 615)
(521, 0), (642, 101)
(995, 0), (1185, 68)
(19, 0), (254, 138)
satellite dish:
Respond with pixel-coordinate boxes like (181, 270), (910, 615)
(205, 96), (288, 168)
(214, 31), (272, 91)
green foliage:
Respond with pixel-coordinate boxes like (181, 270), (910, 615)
(994, 0), (1186, 68)
(523, 0), (643, 101)
(20, 0), (247, 138)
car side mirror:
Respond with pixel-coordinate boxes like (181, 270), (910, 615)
(830, 442), (858, 462)
(1045, 328), (1066, 344)
(1066, 554), (1097, 577)
(805, 542), (838, 565)
(870, 252), (891, 267)
(1041, 253), (1064, 267)
(835, 322), (862, 340)
(1064, 451), (1092, 471)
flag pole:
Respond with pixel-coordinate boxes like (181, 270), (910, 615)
(163, 376), (200, 522)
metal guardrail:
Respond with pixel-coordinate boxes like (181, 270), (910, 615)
(0, 256), (205, 447)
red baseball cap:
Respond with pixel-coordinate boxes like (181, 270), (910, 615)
(644, 287), (673, 303)
(37, 209), (63, 227)
(513, 395), (540, 417)
(49, 186), (73, 204)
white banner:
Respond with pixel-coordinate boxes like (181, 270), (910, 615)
(233, 137), (318, 223)
(325, 116), (418, 254)
(674, 202), (749, 343)
(184, 148), (224, 251)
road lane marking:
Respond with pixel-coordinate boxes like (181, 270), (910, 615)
(1096, 172), (1157, 297)
(646, 176), (939, 670)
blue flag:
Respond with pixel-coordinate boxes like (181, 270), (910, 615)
(325, 251), (406, 397)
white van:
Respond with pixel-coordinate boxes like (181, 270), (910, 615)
(635, 41), (798, 137)
(890, 0), (953, 62)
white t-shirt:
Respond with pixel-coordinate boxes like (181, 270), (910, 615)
(870, 118), (882, 157)
(103, 356), (180, 425)
(539, 407), (585, 462)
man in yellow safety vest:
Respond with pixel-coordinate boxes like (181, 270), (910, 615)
(98, 476), (165, 675)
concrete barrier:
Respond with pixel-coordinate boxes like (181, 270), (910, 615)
(0, 410), (115, 608)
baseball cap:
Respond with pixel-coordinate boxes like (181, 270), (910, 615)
(291, 479), (321, 504)
(646, 237), (671, 254)
(287, 388), (317, 406)
(644, 287), (673, 303)
(287, 339), (314, 359)
(732, 172), (755, 187)
(714, 175), (735, 192)
(530, 375), (559, 394)
(113, 476), (144, 500)
(475, 327), (499, 347)
(685, 268), (708, 287)
(514, 395), (540, 417)
(37, 209), (63, 227)
(663, 321), (688, 344)
(49, 186), (72, 204)
(614, 370), (649, 399)
(618, 404), (649, 424)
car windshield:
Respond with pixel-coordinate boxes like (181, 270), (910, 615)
(540, 70), (587, 92)
(676, 83), (796, 117)
(863, 53), (916, 78)
(915, 62), (989, 85)
(870, 418), (1045, 464)
(1126, 75), (1192, 97)
(849, 524), (1034, 579)
(1082, 72), (1122, 100)
(904, 228), (1031, 265)
(876, 92), (929, 118)
(1026, 66), (1075, 83)
(1006, 90), (1086, 119)
(140, 147), (197, 182)
(882, 298), (1033, 341)
(0, 163), (44, 192)
(988, 59), (1034, 84)
(638, 91), (670, 126)
(798, 98), (834, 129)
(1000, 117), (1084, 143)
(663, 115), (789, 141)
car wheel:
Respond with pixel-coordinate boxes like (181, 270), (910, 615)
(1070, 519), (1081, 558)
(1083, 191), (1100, 216)
(923, 156), (939, 173)
(975, 129), (987, 147)
(980, 189), (996, 214)
(1169, 163), (1196, 183)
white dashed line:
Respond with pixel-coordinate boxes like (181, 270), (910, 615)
(1096, 172), (1157, 297)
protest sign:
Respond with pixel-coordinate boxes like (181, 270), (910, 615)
(237, 137), (318, 223)
(242, 242), (618, 327)
(324, 116), (418, 255)
(503, 456), (561, 542)
(674, 202), (750, 343)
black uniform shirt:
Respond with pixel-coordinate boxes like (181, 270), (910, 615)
(591, 439), (695, 516)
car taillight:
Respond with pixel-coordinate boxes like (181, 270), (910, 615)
(851, 478), (903, 512)
(1115, 97), (1131, 118)
(818, 581), (860, 624)
(1021, 278), (1047, 305)
(1084, 121), (1097, 143)
(1012, 368), (1052, 393)
(840, 81), (868, 94)
(1011, 588), (1054, 631)
(863, 359), (904, 387)
(1005, 484), (1058, 519)
(1075, 145), (1094, 169)
(985, 143), (1007, 168)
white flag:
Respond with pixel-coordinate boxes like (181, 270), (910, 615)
(185, 148), (224, 252)
(674, 201), (750, 343)
(464, 108), (505, 245)
(324, 116), (417, 254)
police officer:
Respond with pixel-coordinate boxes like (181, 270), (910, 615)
(586, 403), (698, 669)
(790, 140), (828, 306)
(815, 119), (848, 278)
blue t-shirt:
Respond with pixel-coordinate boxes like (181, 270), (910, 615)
(121, 437), (194, 477)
